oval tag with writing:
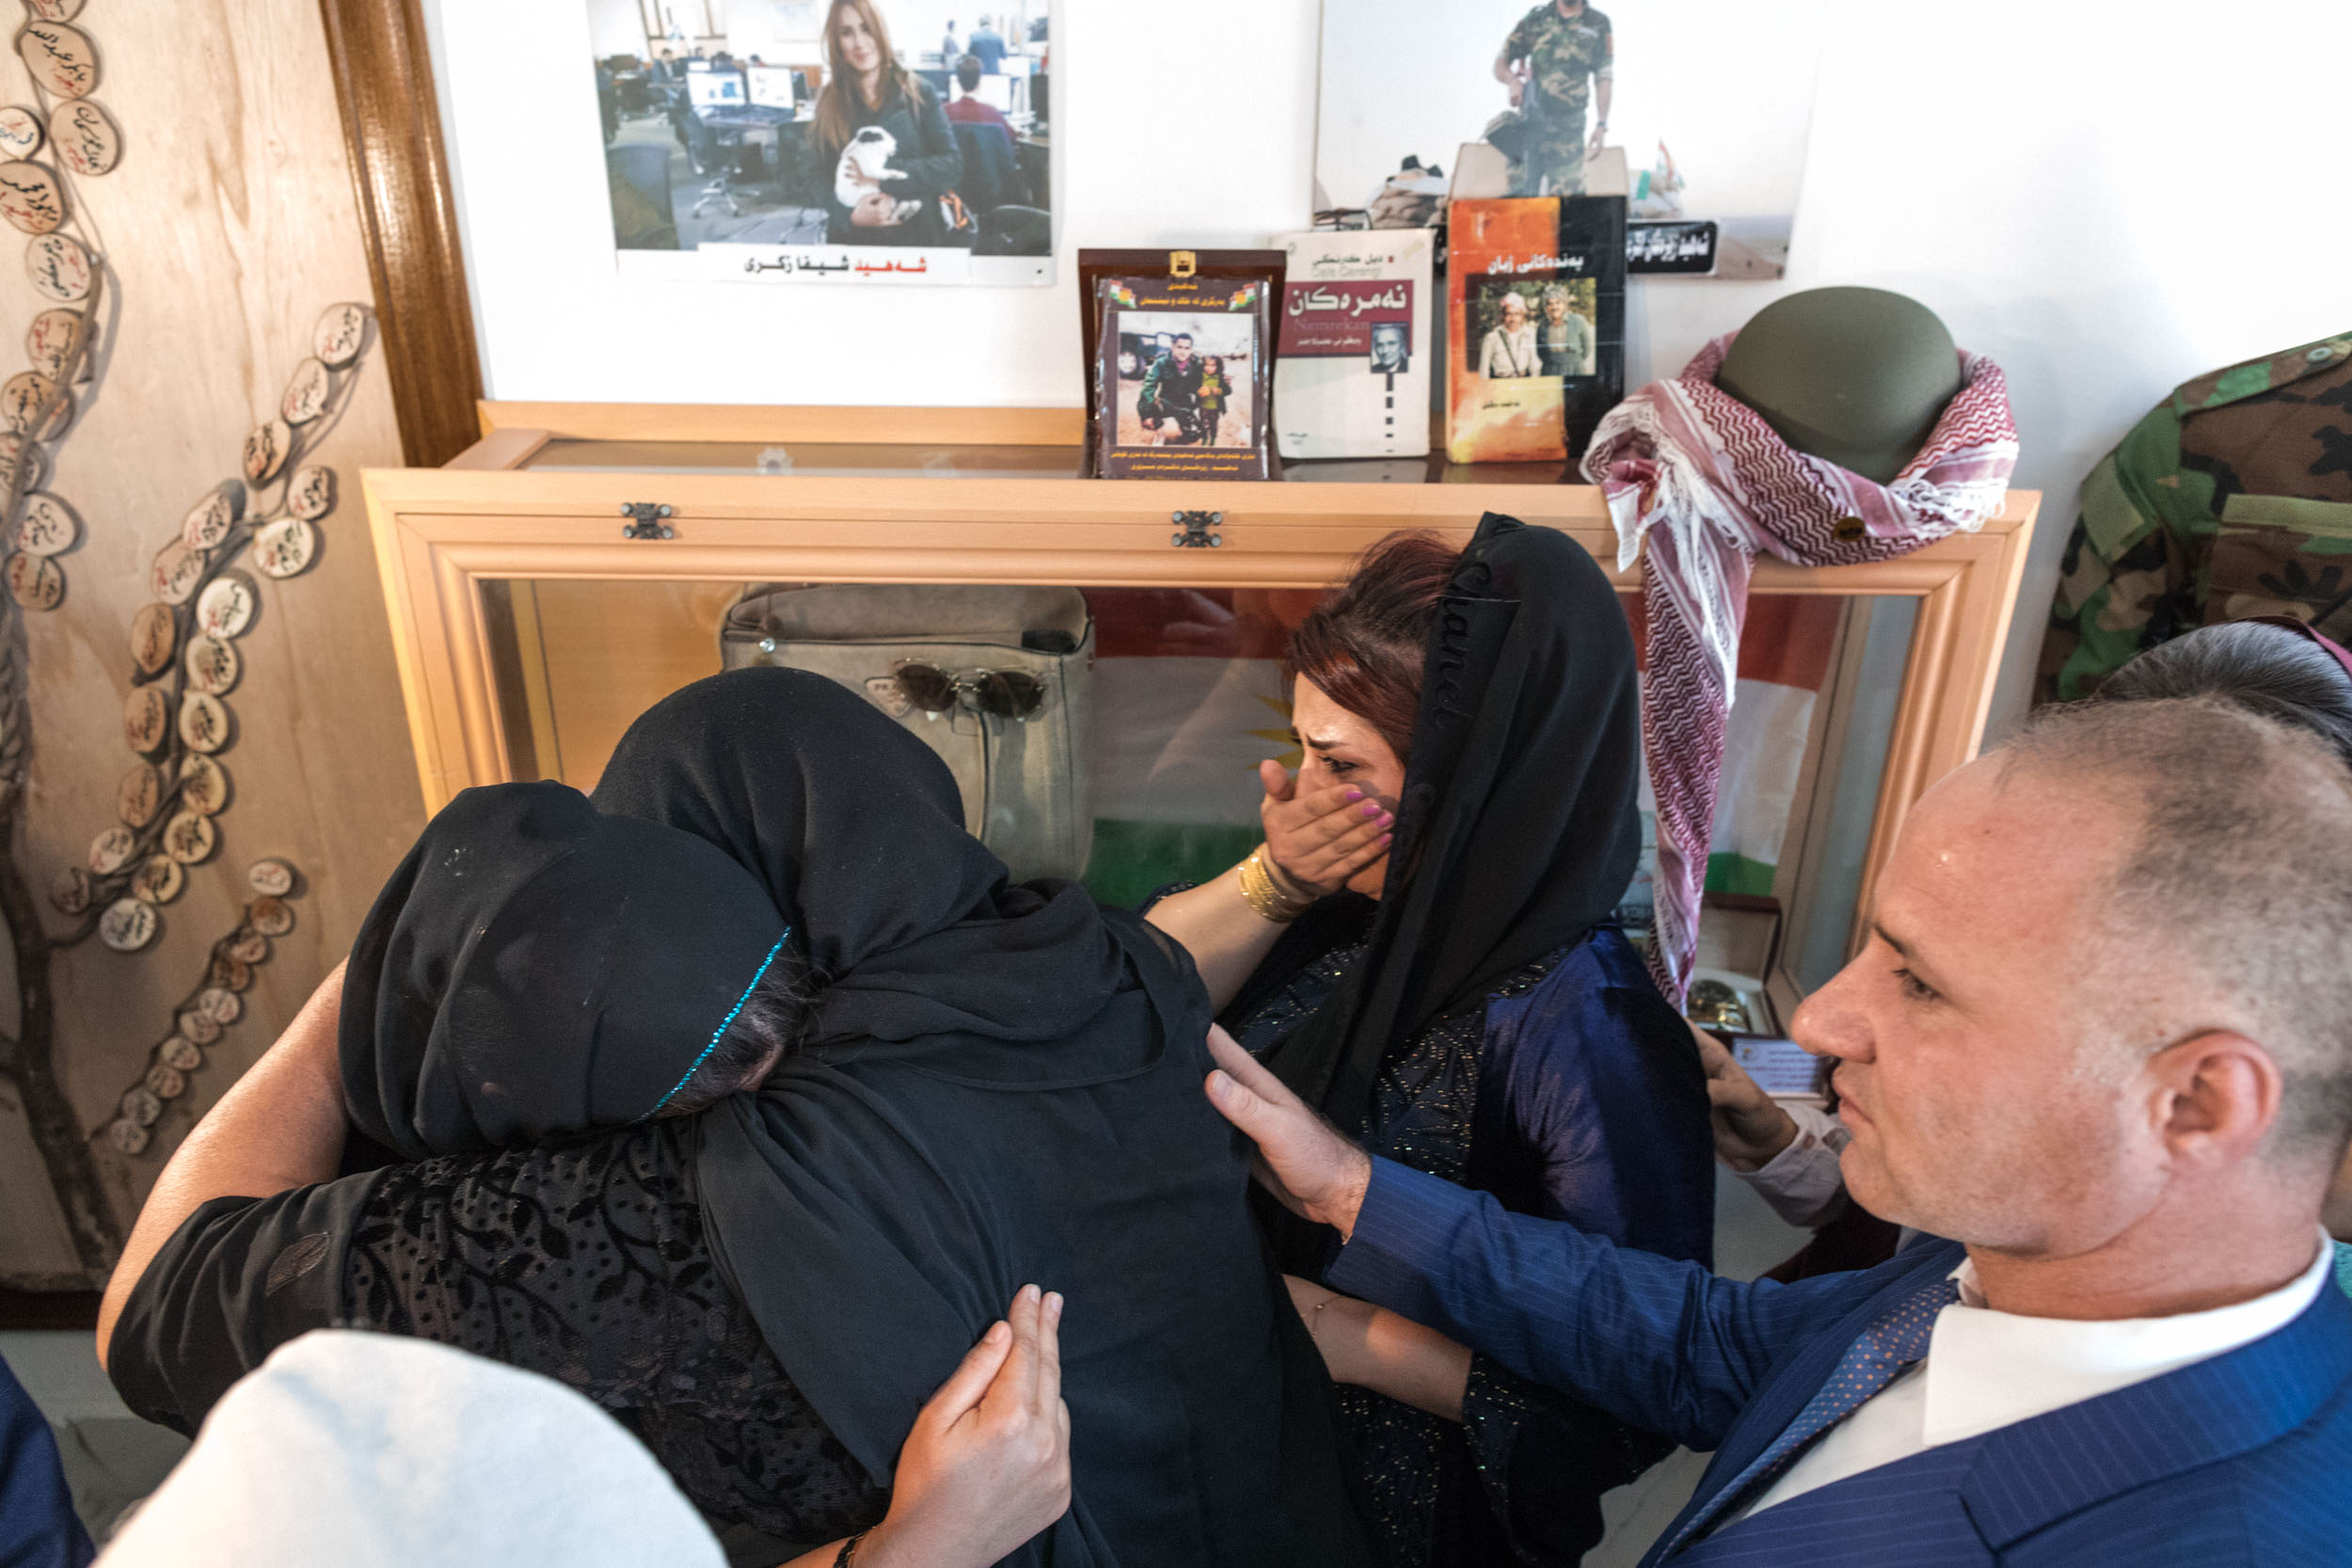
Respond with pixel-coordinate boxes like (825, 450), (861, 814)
(0, 106), (43, 160)
(24, 231), (90, 301)
(0, 160), (67, 233)
(17, 24), (99, 101)
(5, 549), (60, 610)
(47, 99), (118, 177)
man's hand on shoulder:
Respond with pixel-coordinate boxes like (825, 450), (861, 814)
(1202, 1024), (1372, 1241)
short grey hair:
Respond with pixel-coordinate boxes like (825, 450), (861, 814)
(2002, 696), (2352, 1158)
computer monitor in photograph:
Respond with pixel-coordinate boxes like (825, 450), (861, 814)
(746, 64), (797, 109)
(1030, 72), (1048, 124)
(689, 71), (746, 108)
(685, 57), (712, 70)
(974, 74), (1014, 113)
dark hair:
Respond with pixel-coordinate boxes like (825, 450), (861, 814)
(956, 54), (981, 89)
(1174, 333), (1193, 345)
(656, 943), (816, 1117)
(2092, 622), (2352, 768)
(1288, 530), (1462, 762)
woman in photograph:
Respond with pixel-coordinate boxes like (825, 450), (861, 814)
(1535, 282), (1594, 377)
(812, 0), (964, 246)
(1145, 516), (1714, 1568)
(1478, 291), (1538, 378)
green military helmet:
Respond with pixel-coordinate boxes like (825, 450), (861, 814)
(1715, 287), (1963, 485)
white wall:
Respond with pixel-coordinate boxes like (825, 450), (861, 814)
(422, 0), (2352, 731)
(584, 0), (648, 60)
(421, 0), (1317, 412)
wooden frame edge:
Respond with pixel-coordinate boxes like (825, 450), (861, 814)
(320, 0), (487, 467)
(1851, 517), (2036, 941)
(369, 494), (2039, 831)
(478, 402), (1090, 447)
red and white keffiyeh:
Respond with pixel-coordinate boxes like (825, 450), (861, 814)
(1581, 334), (2019, 1005)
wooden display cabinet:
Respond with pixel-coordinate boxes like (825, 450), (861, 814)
(362, 403), (2038, 1001)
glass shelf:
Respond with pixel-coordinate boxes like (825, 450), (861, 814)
(522, 436), (1580, 486)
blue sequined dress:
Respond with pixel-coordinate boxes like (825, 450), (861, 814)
(1228, 902), (1715, 1568)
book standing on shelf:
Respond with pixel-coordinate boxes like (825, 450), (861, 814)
(1077, 248), (1283, 481)
(1445, 196), (1627, 464)
(1273, 230), (1433, 461)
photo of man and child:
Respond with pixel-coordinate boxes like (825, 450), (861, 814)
(1113, 316), (1259, 448)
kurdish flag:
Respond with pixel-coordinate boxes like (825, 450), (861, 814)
(1623, 593), (1843, 911)
(1081, 588), (1311, 909)
(1076, 587), (1841, 912)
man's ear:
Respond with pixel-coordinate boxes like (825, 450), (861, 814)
(2146, 1030), (2282, 1170)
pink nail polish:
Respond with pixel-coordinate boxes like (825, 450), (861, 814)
(1344, 788), (1364, 801)
(1361, 801), (1382, 817)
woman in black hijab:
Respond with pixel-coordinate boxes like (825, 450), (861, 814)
(103, 670), (1366, 1568)
(1148, 513), (1716, 1567)
(336, 779), (799, 1160)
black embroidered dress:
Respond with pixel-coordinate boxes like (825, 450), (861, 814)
(109, 1117), (886, 1554)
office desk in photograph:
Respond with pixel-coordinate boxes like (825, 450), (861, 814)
(694, 107), (811, 190)
(361, 403), (2038, 1014)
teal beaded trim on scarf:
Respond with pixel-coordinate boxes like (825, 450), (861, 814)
(640, 931), (789, 1120)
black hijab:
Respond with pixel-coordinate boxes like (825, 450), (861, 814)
(592, 669), (1367, 1568)
(588, 665), (1138, 1066)
(1258, 511), (1645, 1132)
(341, 781), (788, 1161)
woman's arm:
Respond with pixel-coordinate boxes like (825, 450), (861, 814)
(1281, 1274), (1469, 1423)
(98, 961), (348, 1370)
(1144, 761), (1391, 1011)
(781, 1287), (1070, 1568)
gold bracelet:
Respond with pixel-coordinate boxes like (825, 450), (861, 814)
(1237, 846), (1312, 925)
(837, 1528), (870, 1568)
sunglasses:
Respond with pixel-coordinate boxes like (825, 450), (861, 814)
(889, 662), (1048, 721)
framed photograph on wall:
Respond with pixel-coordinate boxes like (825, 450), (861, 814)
(1315, 0), (1822, 278)
(591, 0), (1055, 285)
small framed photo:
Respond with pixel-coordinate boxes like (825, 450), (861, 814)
(1092, 276), (1273, 480)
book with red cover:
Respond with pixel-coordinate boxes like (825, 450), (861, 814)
(1445, 196), (1626, 464)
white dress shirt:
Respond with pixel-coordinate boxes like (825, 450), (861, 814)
(1735, 1229), (2334, 1522)
(1734, 1101), (1851, 1228)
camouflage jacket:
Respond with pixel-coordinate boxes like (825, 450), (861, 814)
(1503, 2), (1613, 123)
(1140, 350), (1203, 409)
(2040, 331), (2352, 702)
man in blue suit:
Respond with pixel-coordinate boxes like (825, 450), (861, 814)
(1207, 694), (2352, 1565)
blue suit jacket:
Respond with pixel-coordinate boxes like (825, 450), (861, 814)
(1326, 1158), (2352, 1566)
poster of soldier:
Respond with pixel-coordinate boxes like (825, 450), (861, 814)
(1315, 0), (1822, 278)
(591, 0), (1055, 285)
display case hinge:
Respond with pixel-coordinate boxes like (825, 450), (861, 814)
(620, 502), (675, 540)
(1170, 510), (1223, 548)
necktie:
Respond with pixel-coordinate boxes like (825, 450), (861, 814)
(1660, 1273), (1964, 1558)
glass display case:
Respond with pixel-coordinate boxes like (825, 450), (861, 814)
(363, 403), (2038, 1024)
